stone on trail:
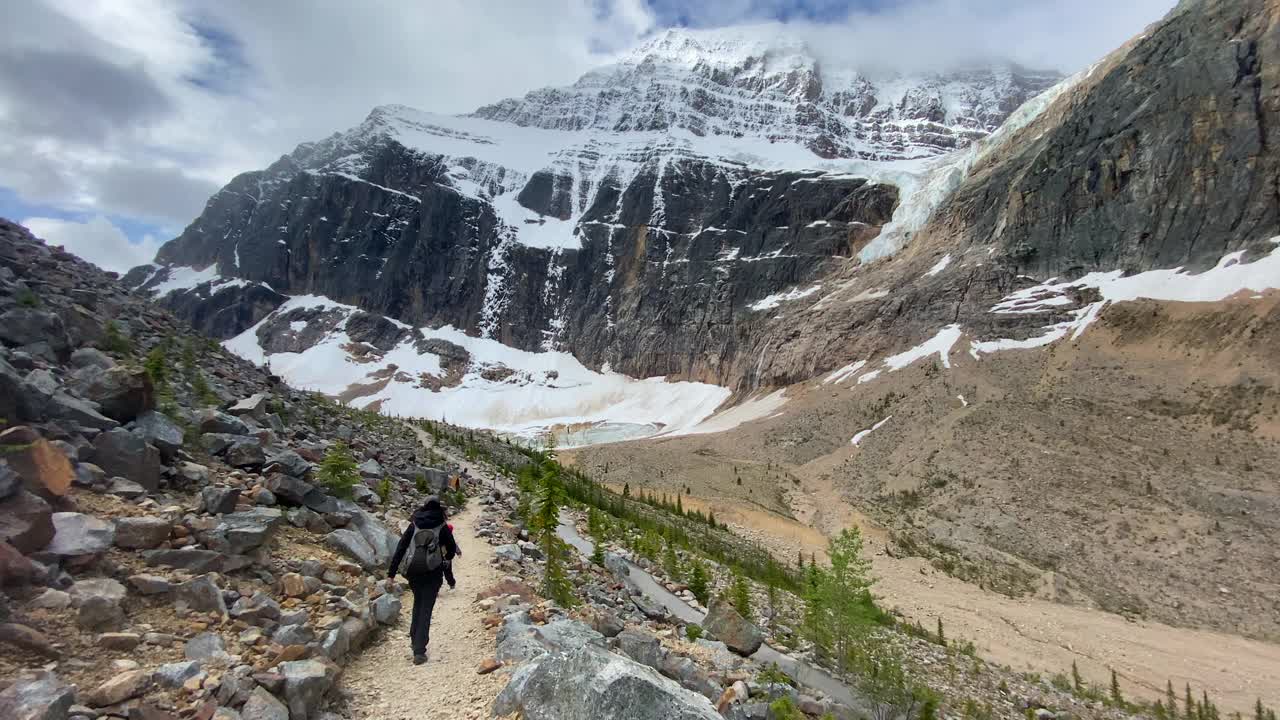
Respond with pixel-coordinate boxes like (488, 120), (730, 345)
(185, 632), (232, 662)
(202, 486), (242, 515)
(493, 646), (722, 720)
(703, 598), (763, 657)
(200, 409), (249, 436)
(0, 671), (76, 720)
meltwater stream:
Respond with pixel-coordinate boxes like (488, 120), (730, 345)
(558, 515), (869, 712)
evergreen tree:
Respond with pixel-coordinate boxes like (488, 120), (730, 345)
(936, 617), (946, 646)
(1186, 685), (1196, 720)
(663, 542), (683, 581)
(1110, 669), (1124, 707)
(687, 557), (710, 605)
(317, 442), (360, 498)
(590, 541), (605, 567)
(676, 494), (683, 515)
(529, 450), (575, 607)
(623, 482), (630, 498)
(1167, 681), (1179, 717)
(1074, 662), (1085, 693)
(730, 569), (752, 618)
(1257, 699), (1267, 720)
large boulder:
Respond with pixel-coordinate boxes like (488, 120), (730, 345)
(371, 593), (401, 625)
(91, 428), (162, 491)
(616, 627), (666, 670)
(493, 646), (722, 720)
(265, 474), (314, 505)
(264, 449), (310, 478)
(143, 548), (231, 574)
(0, 671), (76, 720)
(131, 411), (185, 460)
(0, 308), (70, 358)
(703, 598), (763, 657)
(39, 512), (115, 560)
(70, 577), (128, 631)
(200, 410), (249, 436)
(202, 486), (242, 515)
(206, 508), (282, 554)
(0, 490), (54, 554)
(0, 428), (72, 499)
(325, 529), (377, 569)
(83, 668), (150, 707)
(225, 438), (266, 468)
(81, 366), (153, 422)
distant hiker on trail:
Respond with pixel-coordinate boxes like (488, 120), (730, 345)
(388, 496), (458, 664)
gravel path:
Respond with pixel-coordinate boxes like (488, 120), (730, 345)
(340, 503), (507, 719)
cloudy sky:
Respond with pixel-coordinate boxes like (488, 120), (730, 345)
(2, 0), (1174, 272)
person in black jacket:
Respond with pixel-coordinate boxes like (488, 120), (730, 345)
(388, 497), (458, 664)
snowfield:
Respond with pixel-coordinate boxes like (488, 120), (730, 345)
(223, 295), (732, 440)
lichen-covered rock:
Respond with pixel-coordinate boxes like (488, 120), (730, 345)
(493, 646), (722, 720)
(0, 671), (76, 720)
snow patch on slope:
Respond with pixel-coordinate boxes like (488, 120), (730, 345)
(222, 295), (732, 438)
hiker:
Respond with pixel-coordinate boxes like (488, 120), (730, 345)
(388, 496), (458, 664)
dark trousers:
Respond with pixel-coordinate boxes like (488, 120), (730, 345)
(443, 560), (456, 588)
(407, 572), (443, 654)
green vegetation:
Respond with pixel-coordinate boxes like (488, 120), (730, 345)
(685, 624), (703, 642)
(768, 696), (804, 720)
(730, 568), (752, 618)
(15, 287), (40, 307)
(378, 477), (392, 506)
(317, 441), (360, 498)
(522, 446), (576, 607)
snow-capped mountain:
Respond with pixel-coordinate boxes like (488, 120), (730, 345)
(126, 10), (1280, 443)
(473, 26), (1060, 160)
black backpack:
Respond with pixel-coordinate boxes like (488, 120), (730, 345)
(404, 523), (445, 574)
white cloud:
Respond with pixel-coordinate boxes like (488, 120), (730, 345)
(22, 215), (163, 273)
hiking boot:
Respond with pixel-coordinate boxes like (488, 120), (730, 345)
(413, 653), (427, 665)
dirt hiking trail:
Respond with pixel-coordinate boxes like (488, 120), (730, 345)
(340, 504), (505, 719)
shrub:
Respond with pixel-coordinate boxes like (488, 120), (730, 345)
(378, 477), (392, 506)
(317, 442), (360, 498)
(768, 696), (803, 720)
(15, 288), (39, 307)
(101, 320), (131, 355)
(685, 624), (703, 642)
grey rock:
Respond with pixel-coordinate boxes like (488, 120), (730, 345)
(272, 622), (315, 646)
(240, 687), (289, 720)
(175, 574), (228, 615)
(616, 627), (666, 670)
(30, 588), (71, 610)
(77, 596), (125, 631)
(131, 411), (185, 460)
(40, 512), (115, 559)
(319, 626), (349, 660)
(0, 671), (76, 720)
(0, 309), (70, 358)
(371, 593), (401, 624)
(228, 394), (270, 419)
(128, 574), (173, 595)
(537, 618), (607, 653)
(80, 366), (153, 422)
(69, 577), (127, 605)
(493, 646), (721, 720)
(213, 507), (282, 554)
(70, 348), (114, 371)
(230, 592), (281, 624)
(143, 547), (229, 573)
(703, 598), (763, 656)
(0, 461), (19, 500)
(660, 654), (720, 701)
(356, 459), (383, 478)
(113, 516), (171, 550)
(185, 632), (231, 661)
(589, 609), (625, 638)
(153, 660), (203, 688)
(267, 474), (315, 506)
(495, 612), (549, 664)
(264, 449), (309, 478)
(200, 410), (249, 436)
(254, 488), (277, 506)
(107, 478), (147, 499)
(90, 429), (161, 491)
(494, 544), (523, 563)
(0, 490), (54, 554)
(226, 439), (266, 468)
(202, 486), (242, 515)
(212, 708), (243, 720)
(177, 461), (212, 485)
(324, 529), (376, 570)
(279, 659), (336, 720)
